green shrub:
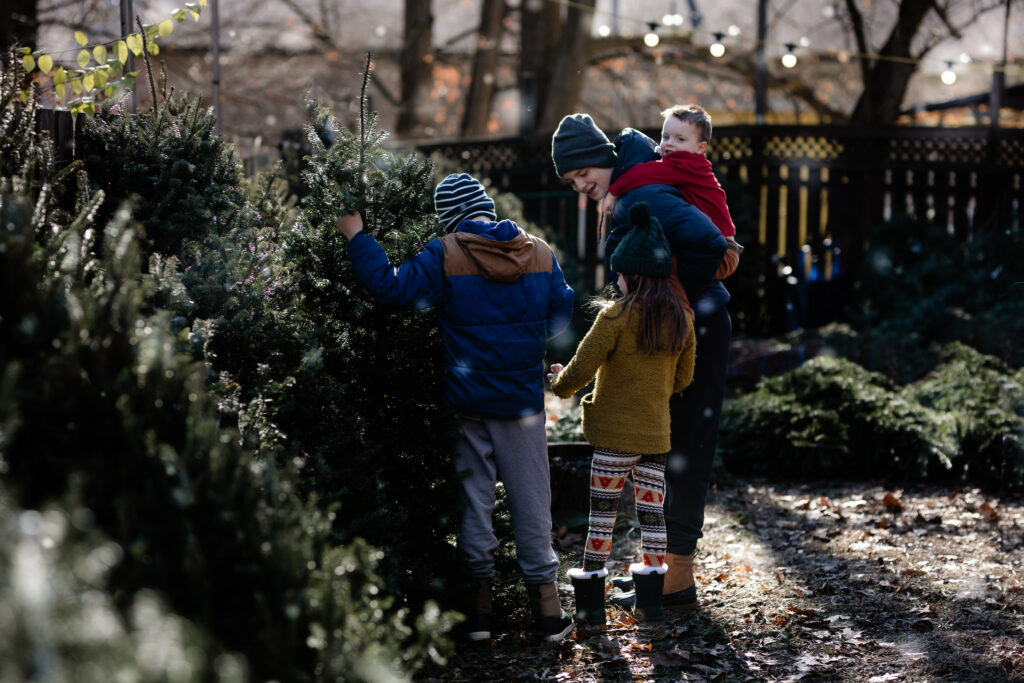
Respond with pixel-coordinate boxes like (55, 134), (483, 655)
(719, 356), (957, 480)
(0, 484), (225, 682)
(2, 60), (457, 680)
(904, 343), (1024, 490)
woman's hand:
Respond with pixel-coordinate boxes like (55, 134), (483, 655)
(336, 212), (364, 240)
(546, 363), (564, 382)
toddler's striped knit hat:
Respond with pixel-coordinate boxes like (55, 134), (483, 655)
(434, 173), (497, 232)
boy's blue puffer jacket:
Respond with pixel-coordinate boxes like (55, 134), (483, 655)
(606, 128), (730, 319)
(347, 218), (575, 419)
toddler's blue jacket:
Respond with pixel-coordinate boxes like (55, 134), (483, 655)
(606, 128), (730, 320)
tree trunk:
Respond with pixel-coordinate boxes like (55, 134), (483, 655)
(460, 0), (505, 137)
(537, 0), (595, 132)
(850, 0), (933, 124)
(0, 0), (37, 51)
(518, 0), (545, 134)
(396, 0), (433, 138)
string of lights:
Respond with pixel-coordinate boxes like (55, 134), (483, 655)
(546, 0), (1021, 84)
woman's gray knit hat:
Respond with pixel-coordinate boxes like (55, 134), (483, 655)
(433, 173), (497, 232)
(551, 113), (617, 177)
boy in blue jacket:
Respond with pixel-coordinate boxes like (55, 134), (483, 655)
(336, 172), (576, 643)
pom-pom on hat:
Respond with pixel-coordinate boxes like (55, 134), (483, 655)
(610, 202), (673, 278)
(551, 113), (617, 178)
(434, 172), (497, 232)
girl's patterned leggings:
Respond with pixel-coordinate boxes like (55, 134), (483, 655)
(582, 447), (667, 571)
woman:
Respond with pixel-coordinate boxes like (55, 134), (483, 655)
(551, 113), (731, 610)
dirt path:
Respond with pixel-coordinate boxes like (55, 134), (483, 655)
(421, 482), (1024, 682)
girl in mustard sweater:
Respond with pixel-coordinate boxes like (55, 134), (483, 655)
(548, 202), (696, 627)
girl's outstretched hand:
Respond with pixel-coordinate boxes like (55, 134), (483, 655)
(547, 363), (564, 382)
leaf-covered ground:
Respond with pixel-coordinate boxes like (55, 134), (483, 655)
(419, 482), (1024, 682)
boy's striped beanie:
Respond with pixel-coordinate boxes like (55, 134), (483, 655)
(433, 173), (497, 232)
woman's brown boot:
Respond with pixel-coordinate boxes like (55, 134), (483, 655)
(662, 552), (698, 610)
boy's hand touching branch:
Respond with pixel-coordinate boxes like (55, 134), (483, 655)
(336, 211), (364, 240)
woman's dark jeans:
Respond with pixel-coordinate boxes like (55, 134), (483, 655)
(664, 306), (731, 555)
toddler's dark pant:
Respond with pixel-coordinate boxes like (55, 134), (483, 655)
(664, 306), (731, 555)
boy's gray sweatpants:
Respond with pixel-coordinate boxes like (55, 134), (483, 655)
(454, 411), (559, 585)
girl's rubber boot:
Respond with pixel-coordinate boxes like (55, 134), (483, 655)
(525, 582), (574, 642)
(662, 552), (698, 610)
(629, 563), (667, 623)
(567, 568), (608, 631)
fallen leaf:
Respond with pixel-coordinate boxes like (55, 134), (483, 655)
(715, 573), (730, 582)
(882, 493), (903, 512)
(980, 502), (999, 521)
(789, 606), (819, 616)
(648, 652), (687, 667)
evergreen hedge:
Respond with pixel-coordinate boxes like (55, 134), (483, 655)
(2, 55), (459, 680)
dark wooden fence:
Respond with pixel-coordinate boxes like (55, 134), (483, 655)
(419, 125), (1024, 331)
(34, 109), (1023, 332)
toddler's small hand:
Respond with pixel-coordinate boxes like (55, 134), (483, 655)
(598, 194), (616, 216)
(546, 364), (564, 382)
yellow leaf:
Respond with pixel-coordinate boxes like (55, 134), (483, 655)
(21, 54), (35, 72)
(83, 74), (95, 91)
(77, 49), (91, 69)
(159, 19), (174, 36)
(148, 41), (160, 55)
(198, 0), (206, 6)
(54, 67), (67, 85)
(116, 40), (129, 64)
(75, 30), (89, 46)
(38, 54), (53, 74)
(172, 8), (187, 22)
(95, 69), (108, 89)
(56, 82), (66, 99)
(71, 79), (83, 95)
(143, 23), (159, 38)
(20, 90), (29, 104)
(186, 4), (201, 20)
(93, 44), (107, 64)
(126, 34), (143, 56)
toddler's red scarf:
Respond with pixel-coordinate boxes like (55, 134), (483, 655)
(609, 151), (737, 237)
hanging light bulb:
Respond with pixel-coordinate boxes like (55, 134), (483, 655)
(941, 61), (957, 85)
(709, 32), (725, 58)
(644, 22), (660, 48)
(781, 43), (798, 69)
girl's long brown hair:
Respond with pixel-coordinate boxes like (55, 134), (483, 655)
(589, 272), (691, 355)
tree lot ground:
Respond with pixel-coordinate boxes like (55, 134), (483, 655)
(421, 482), (1024, 682)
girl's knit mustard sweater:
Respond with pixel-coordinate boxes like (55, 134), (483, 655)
(550, 300), (696, 454)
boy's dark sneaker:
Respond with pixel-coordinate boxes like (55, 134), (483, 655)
(465, 612), (493, 642)
(532, 610), (574, 642)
